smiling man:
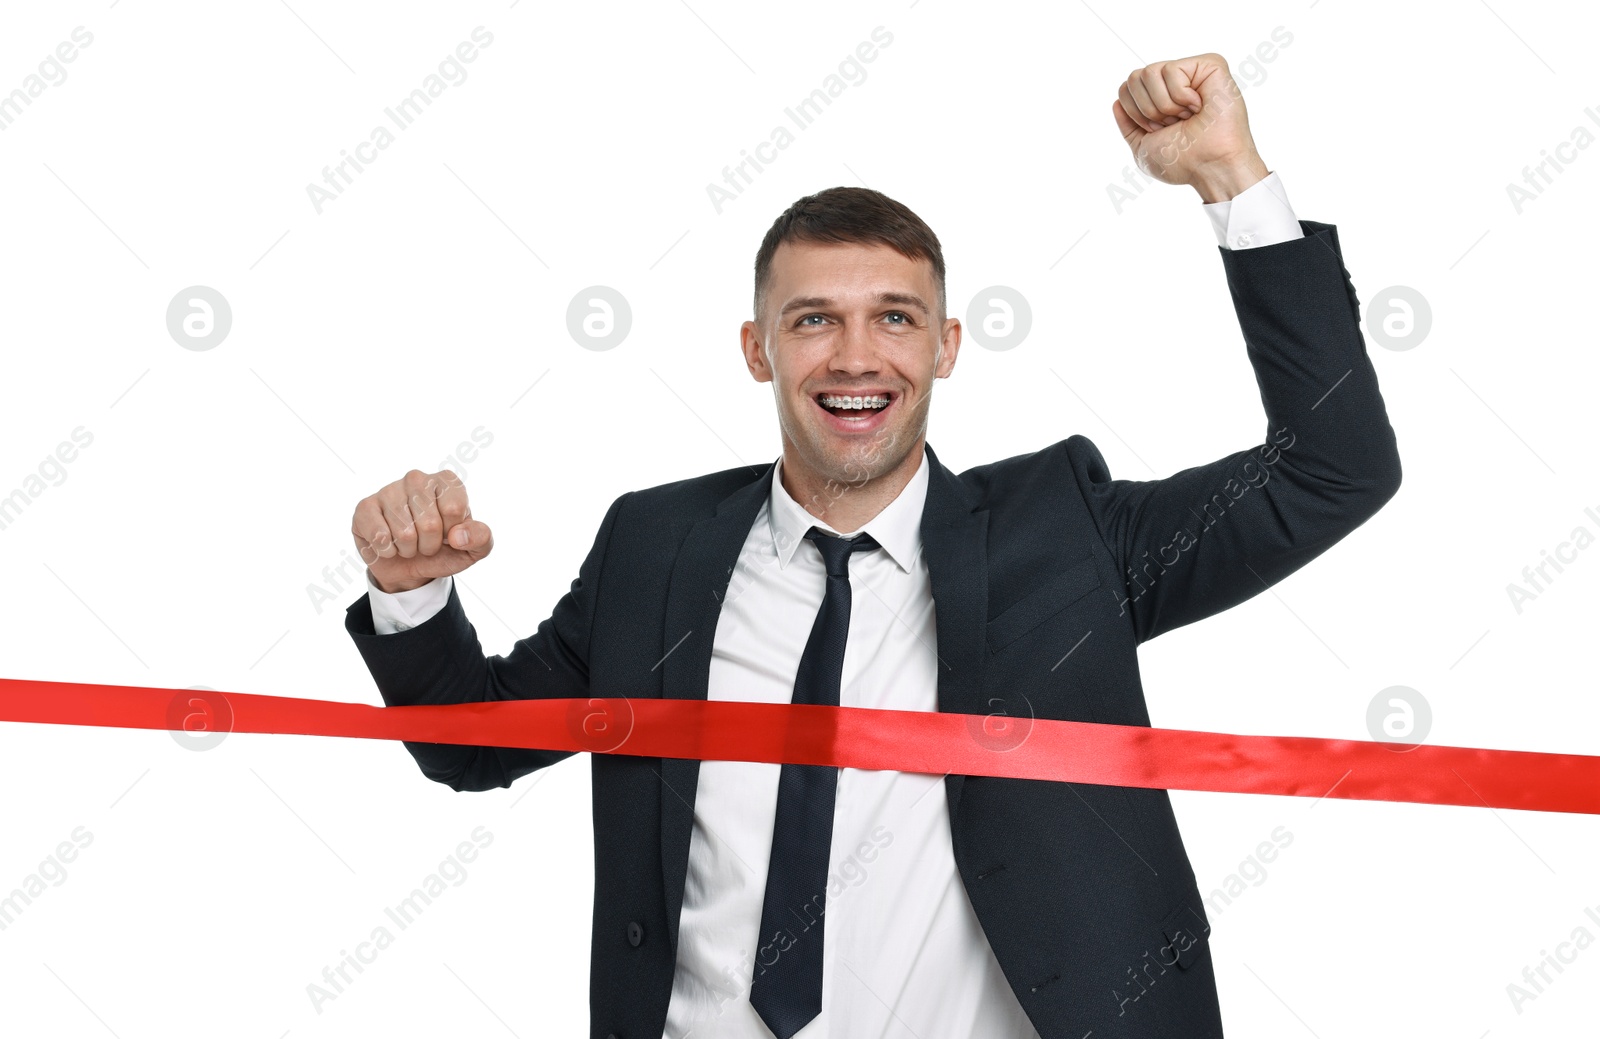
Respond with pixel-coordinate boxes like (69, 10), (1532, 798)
(741, 215), (955, 535)
(345, 54), (1401, 1039)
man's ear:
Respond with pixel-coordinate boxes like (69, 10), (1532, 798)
(741, 319), (773, 383)
(935, 316), (962, 378)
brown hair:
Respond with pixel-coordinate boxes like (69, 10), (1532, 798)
(753, 186), (946, 323)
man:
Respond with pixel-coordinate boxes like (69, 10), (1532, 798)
(345, 54), (1400, 1039)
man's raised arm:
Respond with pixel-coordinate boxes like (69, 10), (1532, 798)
(1079, 54), (1402, 643)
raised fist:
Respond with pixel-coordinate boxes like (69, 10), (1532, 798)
(351, 469), (493, 594)
(1112, 53), (1268, 202)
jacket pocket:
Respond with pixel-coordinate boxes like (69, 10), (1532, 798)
(986, 553), (1102, 653)
(1158, 895), (1211, 971)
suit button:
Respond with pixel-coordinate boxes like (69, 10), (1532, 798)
(607, 1033), (621, 1039)
(627, 921), (644, 947)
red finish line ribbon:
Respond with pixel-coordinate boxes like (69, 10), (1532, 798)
(2, 677), (1597, 815)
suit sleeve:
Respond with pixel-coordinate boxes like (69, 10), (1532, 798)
(1066, 220), (1401, 644)
(343, 490), (632, 791)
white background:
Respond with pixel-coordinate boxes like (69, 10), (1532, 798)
(1, 1), (1596, 1036)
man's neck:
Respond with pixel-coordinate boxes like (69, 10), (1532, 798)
(779, 437), (926, 534)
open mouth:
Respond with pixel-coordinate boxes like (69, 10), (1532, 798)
(814, 391), (895, 428)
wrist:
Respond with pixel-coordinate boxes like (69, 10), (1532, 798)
(368, 567), (425, 595)
(1191, 153), (1270, 204)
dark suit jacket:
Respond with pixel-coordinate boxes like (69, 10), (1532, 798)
(346, 219), (1401, 1039)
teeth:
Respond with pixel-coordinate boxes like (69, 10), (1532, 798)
(820, 394), (889, 410)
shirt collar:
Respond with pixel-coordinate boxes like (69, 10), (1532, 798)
(766, 445), (928, 574)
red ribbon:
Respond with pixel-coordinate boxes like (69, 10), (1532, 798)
(2, 676), (1596, 814)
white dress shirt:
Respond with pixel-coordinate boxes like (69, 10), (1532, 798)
(364, 174), (1302, 1038)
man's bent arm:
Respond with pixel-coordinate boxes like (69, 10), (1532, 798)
(1068, 217), (1401, 643)
(344, 490), (632, 790)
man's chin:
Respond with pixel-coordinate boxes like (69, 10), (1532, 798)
(803, 431), (907, 486)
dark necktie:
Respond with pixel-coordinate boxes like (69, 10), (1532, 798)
(749, 525), (880, 1039)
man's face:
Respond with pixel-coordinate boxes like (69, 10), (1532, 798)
(741, 239), (961, 496)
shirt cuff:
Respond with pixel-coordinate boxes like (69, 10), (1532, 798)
(1203, 171), (1303, 250)
(366, 571), (453, 634)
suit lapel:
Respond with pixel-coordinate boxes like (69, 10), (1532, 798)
(659, 461), (773, 956)
(656, 443), (990, 956)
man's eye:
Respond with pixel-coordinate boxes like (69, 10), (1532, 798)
(885, 312), (911, 324)
(798, 314), (826, 326)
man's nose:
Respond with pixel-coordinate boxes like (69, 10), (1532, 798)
(829, 320), (879, 374)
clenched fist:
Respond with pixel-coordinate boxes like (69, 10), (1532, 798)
(1111, 53), (1269, 203)
(352, 469), (493, 594)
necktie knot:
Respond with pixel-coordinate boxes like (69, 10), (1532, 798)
(805, 526), (879, 577)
